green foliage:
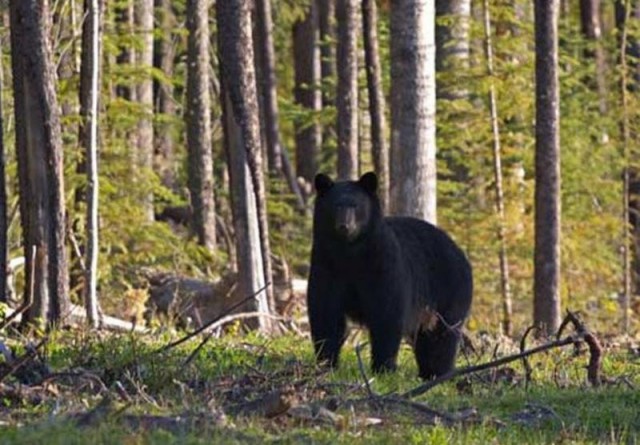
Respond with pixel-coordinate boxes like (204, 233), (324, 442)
(1, 331), (638, 443)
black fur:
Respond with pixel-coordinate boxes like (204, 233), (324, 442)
(307, 172), (473, 379)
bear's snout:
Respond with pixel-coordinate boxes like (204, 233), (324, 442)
(335, 206), (359, 240)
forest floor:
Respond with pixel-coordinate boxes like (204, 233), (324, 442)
(0, 321), (639, 444)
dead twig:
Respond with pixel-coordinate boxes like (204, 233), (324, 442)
(403, 311), (603, 399)
(402, 334), (579, 399)
(0, 336), (49, 384)
(0, 246), (35, 331)
(355, 342), (374, 398)
(520, 324), (537, 388)
(154, 282), (269, 355)
(565, 311), (602, 387)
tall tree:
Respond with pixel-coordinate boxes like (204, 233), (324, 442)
(135, 0), (154, 220)
(217, 0), (275, 330)
(0, 41), (6, 304)
(533, 0), (561, 335)
(9, 0), (70, 325)
(482, 0), (512, 336)
(615, 0), (634, 334)
(579, 0), (607, 114)
(389, 0), (437, 223)
(435, 0), (471, 99)
(154, 0), (177, 188)
(318, 0), (336, 109)
(293, 4), (322, 186)
(255, 0), (282, 174)
(186, 0), (216, 253)
(362, 0), (389, 213)
(79, 0), (102, 328)
(335, 0), (359, 180)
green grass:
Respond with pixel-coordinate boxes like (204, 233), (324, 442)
(0, 330), (638, 444)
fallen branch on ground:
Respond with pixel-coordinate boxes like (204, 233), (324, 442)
(402, 311), (602, 399)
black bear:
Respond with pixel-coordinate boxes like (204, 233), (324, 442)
(307, 172), (473, 379)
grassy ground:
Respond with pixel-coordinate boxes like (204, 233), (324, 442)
(0, 328), (638, 444)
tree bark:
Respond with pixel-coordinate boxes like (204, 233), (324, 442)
(335, 0), (359, 180)
(115, 1), (136, 102)
(186, 0), (216, 253)
(217, 0), (275, 331)
(318, 0), (336, 109)
(135, 0), (155, 221)
(362, 0), (389, 214)
(9, 0), (70, 326)
(154, 0), (177, 188)
(293, 4), (322, 186)
(579, 0), (607, 114)
(0, 44), (6, 304)
(482, 0), (512, 337)
(79, 0), (102, 328)
(254, 0), (283, 174)
(435, 0), (471, 99)
(389, 0), (437, 223)
(533, 0), (561, 335)
(615, 0), (633, 334)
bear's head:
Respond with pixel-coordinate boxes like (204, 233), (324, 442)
(313, 172), (381, 243)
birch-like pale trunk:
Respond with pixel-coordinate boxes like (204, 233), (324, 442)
(482, 0), (512, 337)
(390, 0), (437, 223)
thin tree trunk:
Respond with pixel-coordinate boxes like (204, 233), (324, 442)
(217, 0), (275, 331)
(318, 0), (336, 109)
(255, 0), (282, 174)
(79, 0), (102, 328)
(293, 5), (322, 186)
(362, 0), (389, 214)
(9, 0), (70, 326)
(482, 0), (512, 337)
(579, 0), (607, 114)
(116, 1), (136, 102)
(389, 0), (437, 223)
(135, 0), (154, 221)
(0, 45), (6, 304)
(154, 0), (177, 189)
(533, 0), (561, 335)
(435, 0), (471, 100)
(186, 0), (216, 253)
(335, 0), (359, 180)
(617, 0), (632, 334)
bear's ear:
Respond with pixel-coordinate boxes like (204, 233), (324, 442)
(358, 172), (378, 195)
(315, 173), (334, 195)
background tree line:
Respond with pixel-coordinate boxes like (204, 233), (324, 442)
(0, 0), (638, 336)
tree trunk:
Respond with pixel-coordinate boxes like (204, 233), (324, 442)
(335, 0), (359, 180)
(9, 0), (70, 326)
(579, 0), (607, 114)
(115, 1), (136, 102)
(293, 4), (322, 186)
(318, 0), (336, 109)
(186, 0), (216, 253)
(135, 0), (154, 221)
(362, 0), (389, 214)
(616, 0), (633, 334)
(533, 0), (561, 335)
(254, 0), (283, 174)
(435, 0), (471, 99)
(483, 0), (512, 337)
(154, 0), (177, 189)
(79, 0), (102, 328)
(217, 0), (275, 331)
(0, 45), (7, 304)
(389, 0), (437, 223)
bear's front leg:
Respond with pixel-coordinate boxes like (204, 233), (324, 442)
(368, 318), (403, 373)
(307, 260), (347, 368)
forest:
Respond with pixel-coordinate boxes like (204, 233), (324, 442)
(0, 0), (639, 443)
